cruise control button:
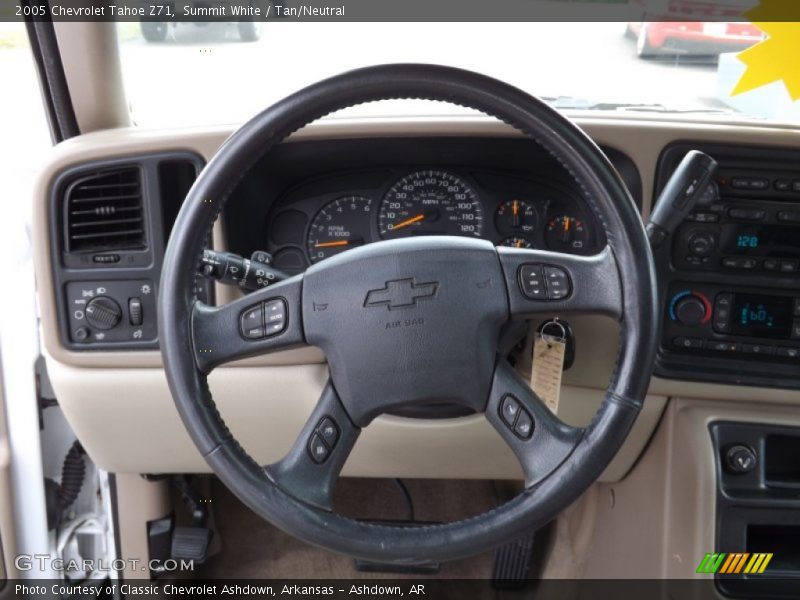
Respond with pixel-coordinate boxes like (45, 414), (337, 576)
(519, 265), (546, 300)
(514, 410), (534, 440)
(240, 304), (265, 340)
(544, 266), (571, 300)
(308, 434), (330, 464)
(317, 417), (339, 447)
(500, 395), (521, 427)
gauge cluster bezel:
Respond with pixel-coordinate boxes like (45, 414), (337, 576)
(264, 166), (599, 273)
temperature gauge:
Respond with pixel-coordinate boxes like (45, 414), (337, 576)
(545, 215), (589, 252)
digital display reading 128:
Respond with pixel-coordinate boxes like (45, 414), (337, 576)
(729, 294), (793, 339)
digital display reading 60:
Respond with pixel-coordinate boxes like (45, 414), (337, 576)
(729, 294), (793, 339)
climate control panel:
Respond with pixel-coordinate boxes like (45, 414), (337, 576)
(662, 283), (800, 362)
(65, 280), (157, 345)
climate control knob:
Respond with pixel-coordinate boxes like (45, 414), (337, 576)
(674, 294), (709, 326)
(85, 296), (122, 330)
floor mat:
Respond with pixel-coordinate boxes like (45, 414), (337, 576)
(198, 477), (503, 581)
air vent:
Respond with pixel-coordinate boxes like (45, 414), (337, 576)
(64, 167), (145, 253)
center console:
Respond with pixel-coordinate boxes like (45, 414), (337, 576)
(655, 143), (800, 388)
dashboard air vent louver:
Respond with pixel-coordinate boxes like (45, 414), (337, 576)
(64, 167), (145, 253)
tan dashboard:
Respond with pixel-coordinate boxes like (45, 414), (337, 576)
(33, 115), (800, 477)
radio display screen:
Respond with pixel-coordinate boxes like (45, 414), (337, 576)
(730, 294), (794, 339)
(721, 226), (800, 258)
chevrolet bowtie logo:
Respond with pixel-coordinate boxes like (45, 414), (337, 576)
(364, 278), (439, 310)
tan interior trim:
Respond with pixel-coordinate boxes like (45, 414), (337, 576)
(114, 474), (171, 580)
(569, 397), (800, 584)
(51, 22), (130, 133)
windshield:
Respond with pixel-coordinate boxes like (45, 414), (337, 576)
(116, 21), (799, 127)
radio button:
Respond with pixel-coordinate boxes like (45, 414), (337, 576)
(793, 180), (800, 192)
(777, 211), (800, 223)
(792, 321), (800, 340)
(731, 178), (750, 189)
(721, 257), (757, 269)
(780, 260), (798, 273)
(686, 212), (720, 223)
(728, 208), (766, 221)
(706, 341), (738, 352)
(687, 232), (716, 256)
(763, 259), (780, 271)
(775, 179), (792, 192)
(793, 299), (800, 317)
(742, 344), (776, 356)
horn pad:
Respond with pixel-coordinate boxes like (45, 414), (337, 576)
(302, 237), (509, 425)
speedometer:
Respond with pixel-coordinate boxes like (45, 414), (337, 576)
(378, 170), (483, 239)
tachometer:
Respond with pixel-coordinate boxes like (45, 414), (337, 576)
(378, 170), (483, 239)
(307, 196), (372, 264)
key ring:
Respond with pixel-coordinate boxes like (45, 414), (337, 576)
(538, 318), (567, 345)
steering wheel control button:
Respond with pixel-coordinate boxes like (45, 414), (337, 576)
(519, 264), (572, 301)
(316, 417), (339, 447)
(499, 395), (535, 440)
(543, 267), (571, 300)
(518, 265), (545, 300)
(500, 395), (521, 426)
(264, 299), (288, 336)
(514, 411), (534, 440)
(84, 296), (122, 330)
(239, 304), (265, 339)
(307, 434), (331, 464)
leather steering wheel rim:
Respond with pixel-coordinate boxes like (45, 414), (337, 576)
(158, 64), (658, 563)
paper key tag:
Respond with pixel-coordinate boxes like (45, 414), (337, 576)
(530, 333), (566, 414)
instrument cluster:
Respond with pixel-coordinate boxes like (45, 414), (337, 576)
(265, 168), (599, 274)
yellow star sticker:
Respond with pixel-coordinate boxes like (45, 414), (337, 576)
(732, 1), (800, 100)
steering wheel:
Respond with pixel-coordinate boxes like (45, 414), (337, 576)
(159, 64), (658, 563)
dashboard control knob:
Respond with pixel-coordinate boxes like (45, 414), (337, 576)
(674, 294), (709, 326)
(687, 231), (716, 256)
(725, 444), (757, 474)
(85, 296), (122, 330)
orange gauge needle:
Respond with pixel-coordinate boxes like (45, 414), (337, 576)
(391, 214), (426, 231)
(515, 239), (523, 248)
(512, 200), (519, 216)
(314, 240), (350, 248)
(564, 217), (571, 232)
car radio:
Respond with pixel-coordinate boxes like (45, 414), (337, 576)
(673, 202), (800, 275)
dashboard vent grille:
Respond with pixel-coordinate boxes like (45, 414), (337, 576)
(65, 167), (145, 253)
